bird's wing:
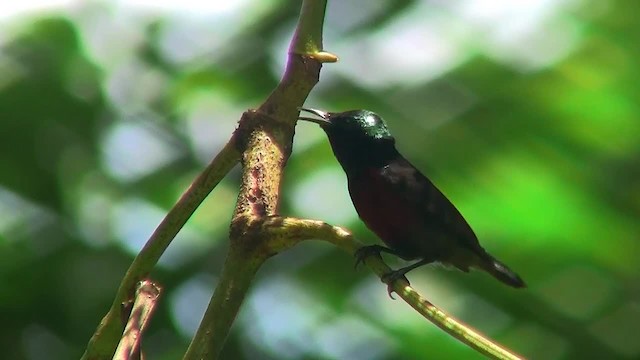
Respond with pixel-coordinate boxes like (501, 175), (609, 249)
(379, 157), (483, 252)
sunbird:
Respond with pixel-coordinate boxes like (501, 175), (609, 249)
(299, 108), (525, 294)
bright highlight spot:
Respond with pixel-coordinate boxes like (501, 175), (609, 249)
(102, 121), (180, 182)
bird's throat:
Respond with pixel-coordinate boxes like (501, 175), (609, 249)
(326, 133), (399, 173)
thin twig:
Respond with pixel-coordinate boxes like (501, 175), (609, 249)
(114, 280), (162, 360)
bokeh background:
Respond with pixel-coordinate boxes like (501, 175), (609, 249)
(1, 0), (638, 359)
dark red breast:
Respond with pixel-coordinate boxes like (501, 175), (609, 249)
(347, 167), (423, 259)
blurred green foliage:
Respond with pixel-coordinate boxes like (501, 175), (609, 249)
(0, 1), (638, 359)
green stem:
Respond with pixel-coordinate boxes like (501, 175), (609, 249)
(182, 246), (264, 360)
(290, 0), (327, 55)
(396, 285), (523, 360)
(82, 138), (240, 360)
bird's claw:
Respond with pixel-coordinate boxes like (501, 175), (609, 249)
(353, 245), (388, 269)
(381, 270), (410, 299)
(354, 246), (377, 269)
(353, 245), (409, 298)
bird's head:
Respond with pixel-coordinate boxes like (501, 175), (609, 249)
(299, 108), (397, 170)
(298, 108), (393, 142)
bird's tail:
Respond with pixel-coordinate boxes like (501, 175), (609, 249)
(480, 255), (526, 288)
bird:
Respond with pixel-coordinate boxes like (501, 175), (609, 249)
(298, 108), (525, 295)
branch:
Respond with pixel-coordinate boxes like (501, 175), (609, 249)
(82, 138), (240, 360)
(290, 0), (338, 62)
(183, 0), (338, 358)
(260, 217), (525, 360)
(181, 234), (265, 359)
(113, 280), (162, 360)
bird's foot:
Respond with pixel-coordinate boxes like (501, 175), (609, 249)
(354, 245), (396, 269)
(380, 270), (410, 299)
(353, 245), (413, 298)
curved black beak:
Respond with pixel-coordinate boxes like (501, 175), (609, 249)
(298, 107), (331, 126)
